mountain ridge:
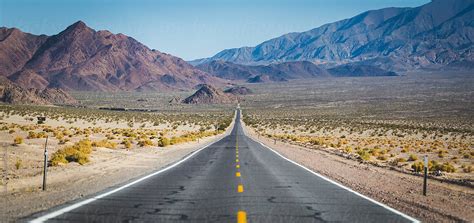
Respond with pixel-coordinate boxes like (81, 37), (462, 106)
(196, 60), (397, 82)
(0, 21), (221, 92)
(191, 0), (474, 72)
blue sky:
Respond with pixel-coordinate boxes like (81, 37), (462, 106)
(0, 0), (429, 60)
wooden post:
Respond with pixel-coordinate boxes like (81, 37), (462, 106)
(423, 155), (428, 196)
(42, 136), (48, 191)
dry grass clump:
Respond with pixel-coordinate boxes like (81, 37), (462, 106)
(243, 106), (473, 179)
(27, 131), (47, 139)
(158, 137), (170, 147)
(15, 159), (22, 169)
(138, 139), (153, 147)
(411, 160), (457, 173)
(50, 139), (92, 166)
(357, 150), (371, 161)
(462, 165), (473, 173)
(408, 154), (418, 161)
(121, 139), (132, 149)
(13, 136), (23, 145)
(92, 139), (117, 149)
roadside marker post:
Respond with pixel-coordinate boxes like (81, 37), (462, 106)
(43, 136), (49, 191)
(423, 155), (428, 196)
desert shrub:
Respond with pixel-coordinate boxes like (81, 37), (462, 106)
(369, 148), (380, 156)
(121, 139), (132, 149)
(411, 161), (424, 172)
(13, 136), (23, 145)
(396, 157), (407, 163)
(27, 131), (47, 139)
(344, 146), (353, 153)
(377, 155), (388, 161)
(438, 150), (447, 158)
(433, 162), (456, 173)
(59, 138), (70, 144)
(27, 131), (37, 139)
(50, 139), (92, 166)
(408, 154), (418, 161)
(8, 129), (15, 134)
(462, 165), (473, 173)
(391, 157), (407, 166)
(357, 150), (370, 161)
(216, 118), (232, 131)
(138, 139), (153, 147)
(158, 137), (170, 147)
(92, 139), (117, 149)
(15, 159), (22, 169)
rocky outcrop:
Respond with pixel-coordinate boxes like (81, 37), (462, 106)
(0, 76), (77, 105)
(182, 84), (236, 104)
(223, 86), (253, 95)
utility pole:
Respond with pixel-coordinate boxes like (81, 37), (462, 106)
(42, 136), (49, 191)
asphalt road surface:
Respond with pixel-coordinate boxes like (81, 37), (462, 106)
(31, 109), (417, 223)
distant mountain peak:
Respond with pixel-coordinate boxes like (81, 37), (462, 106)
(70, 20), (87, 29)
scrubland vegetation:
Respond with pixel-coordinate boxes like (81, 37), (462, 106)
(241, 74), (473, 181)
(0, 104), (233, 181)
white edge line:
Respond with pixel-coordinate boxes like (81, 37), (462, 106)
(30, 136), (224, 223)
(256, 140), (420, 223)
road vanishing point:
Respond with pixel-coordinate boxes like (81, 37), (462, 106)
(30, 109), (418, 223)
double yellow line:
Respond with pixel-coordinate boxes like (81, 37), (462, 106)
(235, 133), (247, 223)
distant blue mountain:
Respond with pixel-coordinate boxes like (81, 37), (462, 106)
(192, 0), (474, 72)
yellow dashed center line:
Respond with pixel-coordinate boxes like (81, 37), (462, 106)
(235, 131), (247, 223)
(237, 211), (247, 223)
(237, 184), (244, 193)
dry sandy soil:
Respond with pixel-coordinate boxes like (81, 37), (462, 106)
(243, 121), (474, 223)
(0, 112), (235, 221)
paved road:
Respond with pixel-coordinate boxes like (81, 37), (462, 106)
(31, 109), (416, 222)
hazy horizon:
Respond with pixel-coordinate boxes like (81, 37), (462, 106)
(1, 0), (429, 60)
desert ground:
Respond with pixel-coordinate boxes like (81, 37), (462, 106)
(241, 73), (473, 182)
(239, 73), (473, 222)
(0, 104), (235, 220)
(1, 72), (472, 222)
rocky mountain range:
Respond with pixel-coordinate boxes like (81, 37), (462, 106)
(196, 60), (396, 82)
(196, 60), (330, 83)
(192, 0), (474, 72)
(0, 21), (219, 92)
